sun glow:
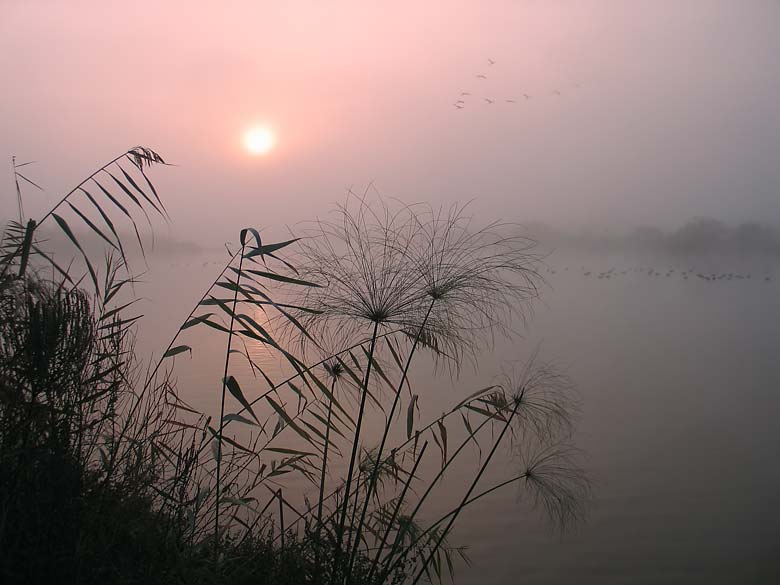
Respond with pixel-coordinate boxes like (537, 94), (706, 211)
(243, 127), (276, 155)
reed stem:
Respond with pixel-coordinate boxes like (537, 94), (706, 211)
(410, 396), (521, 584)
(214, 241), (246, 559)
(315, 376), (338, 581)
(346, 298), (435, 581)
(330, 319), (380, 584)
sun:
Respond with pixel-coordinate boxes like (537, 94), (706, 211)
(243, 127), (275, 155)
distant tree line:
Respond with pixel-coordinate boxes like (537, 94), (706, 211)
(528, 218), (780, 257)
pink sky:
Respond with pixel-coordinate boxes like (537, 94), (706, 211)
(2, 1), (779, 243)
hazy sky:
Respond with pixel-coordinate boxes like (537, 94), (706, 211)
(2, 1), (779, 244)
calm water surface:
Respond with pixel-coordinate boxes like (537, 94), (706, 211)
(137, 250), (780, 584)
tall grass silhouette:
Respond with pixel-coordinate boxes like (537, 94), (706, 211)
(1, 152), (588, 584)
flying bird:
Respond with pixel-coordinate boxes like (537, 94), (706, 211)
(505, 99), (516, 103)
(484, 98), (494, 104)
(476, 74), (487, 79)
(460, 91), (471, 96)
(523, 94), (531, 99)
(454, 103), (464, 109)
(488, 58), (495, 65)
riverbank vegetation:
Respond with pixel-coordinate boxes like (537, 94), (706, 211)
(0, 148), (587, 584)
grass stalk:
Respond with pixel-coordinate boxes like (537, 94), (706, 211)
(315, 376), (338, 579)
(375, 401), (510, 583)
(378, 472), (529, 579)
(346, 298), (436, 581)
(365, 440), (429, 583)
(409, 396), (521, 584)
(271, 385), (505, 545)
(214, 240), (246, 557)
(278, 488), (285, 548)
(330, 319), (380, 585)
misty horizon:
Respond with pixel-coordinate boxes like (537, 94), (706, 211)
(2, 2), (779, 584)
(3, 1), (780, 243)
(14, 211), (780, 260)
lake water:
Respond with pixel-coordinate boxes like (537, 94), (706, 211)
(136, 248), (780, 584)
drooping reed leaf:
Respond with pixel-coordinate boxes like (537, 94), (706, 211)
(407, 394), (418, 440)
(241, 267), (320, 288)
(225, 376), (260, 424)
(265, 396), (313, 444)
(243, 237), (300, 259)
(66, 201), (117, 250)
(52, 212), (100, 293)
(163, 345), (192, 358)
(117, 164), (164, 217)
(181, 313), (216, 329)
(222, 413), (260, 427)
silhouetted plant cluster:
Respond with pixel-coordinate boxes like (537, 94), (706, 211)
(1, 152), (588, 584)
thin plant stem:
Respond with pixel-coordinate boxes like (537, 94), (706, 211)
(12, 156), (28, 224)
(103, 249), (241, 486)
(205, 327), (404, 452)
(375, 409), (504, 583)
(409, 397), (521, 585)
(214, 241), (246, 557)
(273, 386), (509, 545)
(346, 464), (363, 555)
(346, 298), (436, 581)
(278, 488), (285, 548)
(365, 441), (429, 583)
(330, 319), (380, 585)
(315, 376), (338, 580)
(38, 153), (127, 226)
(378, 473), (528, 580)
(236, 491), (280, 548)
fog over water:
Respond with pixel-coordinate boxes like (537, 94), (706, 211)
(3, 1), (780, 582)
(132, 243), (780, 584)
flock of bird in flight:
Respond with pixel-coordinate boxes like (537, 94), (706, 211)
(542, 265), (774, 283)
(453, 58), (575, 110)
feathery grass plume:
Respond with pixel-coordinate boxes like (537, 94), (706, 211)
(372, 355), (581, 584)
(494, 354), (587, 530)
(518, 444), (590, 531)
(350, 204), (542, 576)
(291, 193), (430, 578)
(293, 193), (428, 341)
(408, 202), (542, 369)
(496, 349), (576, 444)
